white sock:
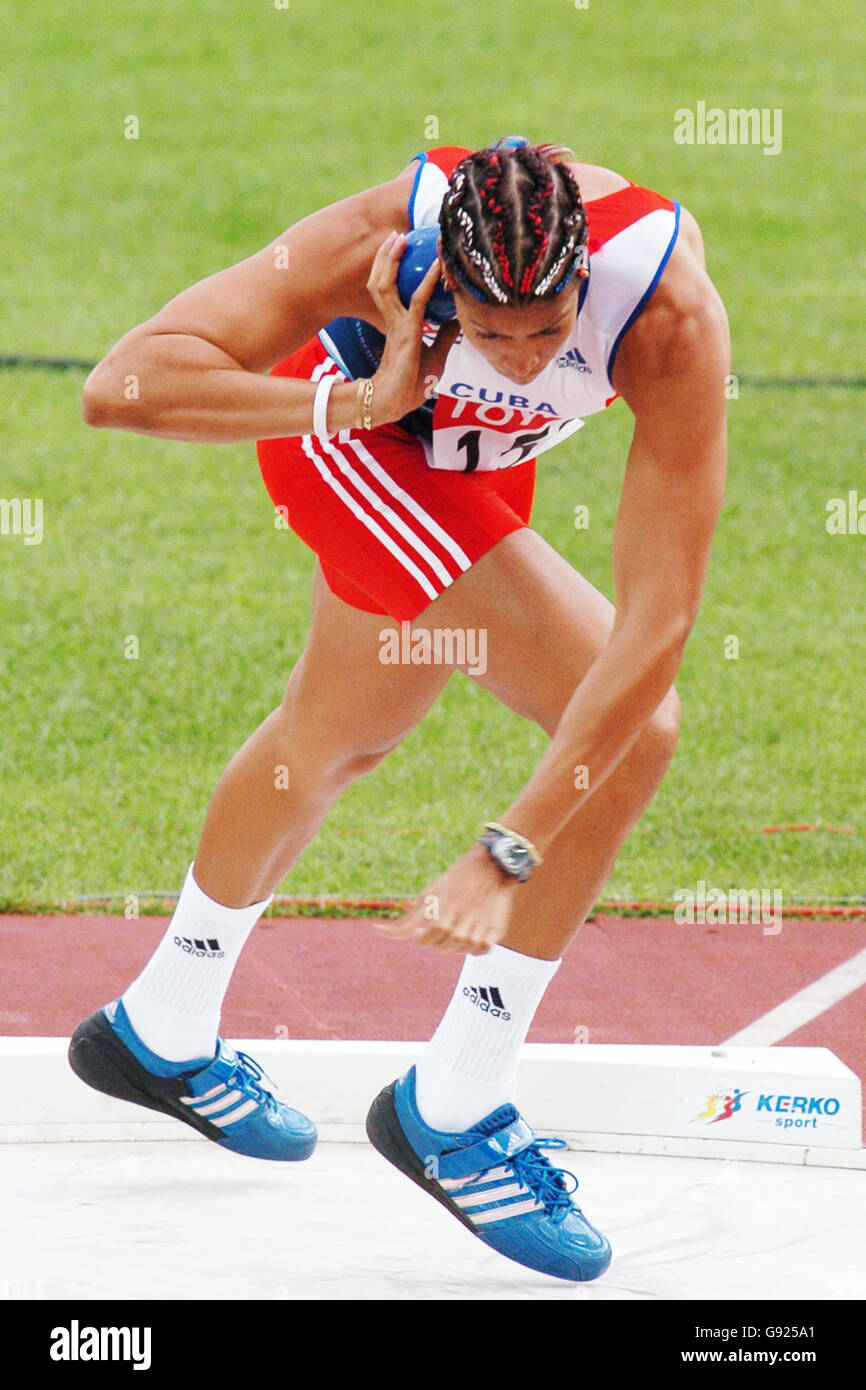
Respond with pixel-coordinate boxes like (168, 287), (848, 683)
(121, 863), (272, 1062)
(414, 944), (560, 1132)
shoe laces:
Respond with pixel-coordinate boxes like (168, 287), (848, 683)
(229, 1051), (279, 1114)
(509, 1137), (579, 1222)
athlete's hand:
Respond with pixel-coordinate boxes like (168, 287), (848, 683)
(365, 231), (460, 426)
(375, 844), (519, 955)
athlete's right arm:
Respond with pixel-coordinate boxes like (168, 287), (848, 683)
(81, 169), (443, 442)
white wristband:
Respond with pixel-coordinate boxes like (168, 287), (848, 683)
(313, 373), (339, 440)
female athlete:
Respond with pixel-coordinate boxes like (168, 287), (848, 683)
(70, 139), (729, 1284)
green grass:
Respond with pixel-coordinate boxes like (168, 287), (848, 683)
(1, 0), (864, 909)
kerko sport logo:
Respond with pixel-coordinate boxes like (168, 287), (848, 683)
(758, 1093), (842, 1132)
(692, 1088), (843, 1133)
(463, 986), (511, 1020)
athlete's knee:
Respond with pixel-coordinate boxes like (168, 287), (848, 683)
(330, 742), (399, 786)
(636, 686), (682, 772)
(272, 699), (401, 789)
(655, 685), (682, 746)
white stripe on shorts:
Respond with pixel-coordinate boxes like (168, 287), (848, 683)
(301, 435), (441, 601)
(304, 357), (473, 601)
(342, 434), (472, 574)
(314, 434), (460, 590)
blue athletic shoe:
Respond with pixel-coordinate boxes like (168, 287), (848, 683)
(366, 1067), (611, 1282)
(69, 999), (316, 1162)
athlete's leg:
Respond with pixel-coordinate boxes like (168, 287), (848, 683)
(70, 567), (454, 1156)
(407, 527), (678, 1140)
(369, 532), (631, 1270)
(426, 526), (680, 958)
(194, 564), (453, 908)
(119, 562), (452, 1057)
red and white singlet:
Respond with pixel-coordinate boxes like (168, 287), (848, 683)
(321, 144), (681, 474)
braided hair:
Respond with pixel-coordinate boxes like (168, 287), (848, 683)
(439, 142), (589, 307)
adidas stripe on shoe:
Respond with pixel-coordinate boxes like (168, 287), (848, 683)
(366, 1066), (611, 1282)
(68, 999), (316, 1162)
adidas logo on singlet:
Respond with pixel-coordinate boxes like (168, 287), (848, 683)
(555, 347), (591, 373)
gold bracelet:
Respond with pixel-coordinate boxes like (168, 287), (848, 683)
(483, 822), (543, 865)
(354, 379), (368, 429)
(359, 377), (374, 431)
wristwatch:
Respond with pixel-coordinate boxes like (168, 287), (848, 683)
(477, 822), (542, 883)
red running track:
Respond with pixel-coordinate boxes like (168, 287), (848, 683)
(2, 914), (864, 1137)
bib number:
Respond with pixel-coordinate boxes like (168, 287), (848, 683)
(456, 425), (555, 472)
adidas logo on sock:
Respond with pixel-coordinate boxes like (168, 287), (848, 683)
(173, 936), (225, 958)
(463, 986), (511, 1020)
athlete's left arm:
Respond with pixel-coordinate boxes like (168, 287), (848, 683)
(609, 212), (729, 671)
(493, 223), (730, 857)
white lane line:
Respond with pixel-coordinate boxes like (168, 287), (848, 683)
(722, 946), (866, 1046)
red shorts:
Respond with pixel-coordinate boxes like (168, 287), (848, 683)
(257, 338), (536, 621)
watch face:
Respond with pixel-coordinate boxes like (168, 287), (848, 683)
(481, 830), (532, 881)
(495, 840), (530, 879)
